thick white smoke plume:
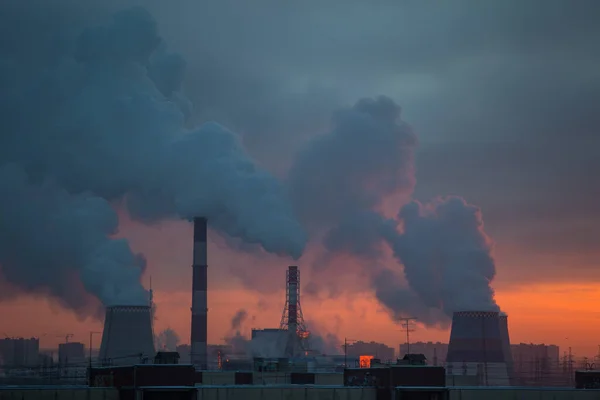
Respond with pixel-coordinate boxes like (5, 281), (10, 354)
(0, 7), (306, 313)
(288, 96), (500, 325)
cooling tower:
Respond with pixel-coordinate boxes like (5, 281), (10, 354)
(446, 311), (512, 386)
(498, 313), (515, 385)
(99, 305), (155, 366)
(190, 217), (208, 369)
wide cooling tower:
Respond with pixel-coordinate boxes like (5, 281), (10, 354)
(446, 311), (513, 386)
(99, 305), (156, 366)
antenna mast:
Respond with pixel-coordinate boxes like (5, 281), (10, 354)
(399, 317), (417, 356)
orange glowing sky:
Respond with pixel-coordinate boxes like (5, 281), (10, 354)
(2, 281), (600, 358)
(2, 0), (600, 369)
(2, 216), (600, 358)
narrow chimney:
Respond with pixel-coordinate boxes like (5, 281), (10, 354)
(191, 217), (208, 369)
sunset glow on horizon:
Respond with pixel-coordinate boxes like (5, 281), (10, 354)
(3, 280), (599, 358)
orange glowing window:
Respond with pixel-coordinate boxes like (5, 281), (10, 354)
(359, 355), (374, 368)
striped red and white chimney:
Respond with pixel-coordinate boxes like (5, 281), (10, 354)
(191, 217), (208, 369)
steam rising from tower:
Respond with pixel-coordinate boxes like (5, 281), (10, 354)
(191, 217), (208, 369)
(99, 305), (155, 366)
(0, 6), (307, 316)
(0, 0), (505, 331)
(287, 96), (500, 325)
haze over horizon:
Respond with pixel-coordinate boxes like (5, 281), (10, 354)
(1, 0), (599, 359)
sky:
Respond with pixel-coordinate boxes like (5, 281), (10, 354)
(1, 0), (600, 358)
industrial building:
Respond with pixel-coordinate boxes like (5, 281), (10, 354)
(248, 265), (311, 360)
(176, 344), (191, 364)
(5, 385), (600, 400)
(250, 329), (288, 358)
(399, 342), (448, 366)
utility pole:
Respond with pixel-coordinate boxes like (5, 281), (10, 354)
(568, 346), (573, 385)
(89, 331), (101, 372)
(344, 338), (347, 368)
(399, 317), (417, 356)
(344, 338), (357, 368)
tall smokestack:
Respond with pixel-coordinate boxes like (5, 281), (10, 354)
(99, 305), (155, 366)
(191, 217), (208, 369)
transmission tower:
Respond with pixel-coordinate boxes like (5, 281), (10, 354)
(279, 266), (309, 357)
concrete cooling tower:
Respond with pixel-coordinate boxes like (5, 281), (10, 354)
(498, 313), (515, 385)
(446, 311), (514, 386)
(99, 305), (156, 366)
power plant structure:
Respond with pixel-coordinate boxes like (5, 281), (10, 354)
(98, 305), (156, 366)
(190, 217), (208, 370)
(279, 265), (310, 358)
(445, 310), (514, 386)
(498, 312), (515, 384)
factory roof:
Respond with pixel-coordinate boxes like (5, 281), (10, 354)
(0, 386), (102, 390)
(92, 363), (193, 369)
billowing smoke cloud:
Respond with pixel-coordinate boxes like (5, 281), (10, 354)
(0, 6), (306, 312)
(392, 197), (499, 314)
(309, 332), (342, 355)
(0, 164), (147, 314)
(288, 96), (500, 324)
(305, 319), (343, 355)
(1, 1), (501, 331)
(370, 268), (449, 327)
(288, 96), (416, 236)
(155, 327), (180, 351)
